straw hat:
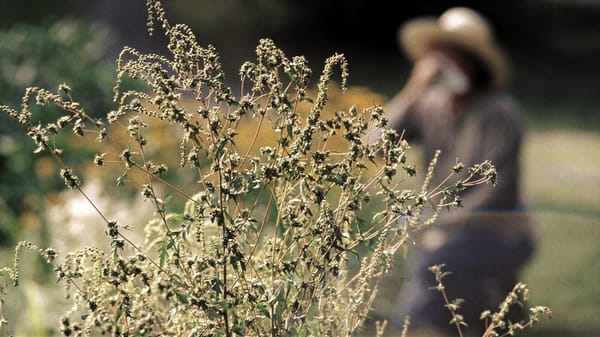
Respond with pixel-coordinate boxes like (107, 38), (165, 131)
(399, 7), (510, 87)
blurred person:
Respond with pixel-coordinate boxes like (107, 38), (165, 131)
(368, 7), (537, 336)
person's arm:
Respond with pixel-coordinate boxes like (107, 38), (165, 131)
(366, 55), (441, 145)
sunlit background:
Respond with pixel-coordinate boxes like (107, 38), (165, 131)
(0, 1), (598, 336)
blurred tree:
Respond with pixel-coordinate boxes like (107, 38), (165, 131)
(0, 20), (123, 246)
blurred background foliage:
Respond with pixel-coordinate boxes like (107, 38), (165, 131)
(2, 0), (599, 127)
(0, 0), (598, 336)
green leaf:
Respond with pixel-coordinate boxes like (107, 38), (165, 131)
(216, 300), (230, 311)
(258, 305), (270, 318)
(166, 238), (175, 249)
(215, 139), (227, 158)
(116, 173), (127, 187)
(175, 291), (189, 305)
(211, 278), (223, 294)
(158, 240), (168, 267)
(115, 303), (123, 321)
(223, 209), (234, 224)
(232, 326), (244, 336)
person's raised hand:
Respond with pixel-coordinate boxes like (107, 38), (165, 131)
(401, 54), (441, 105)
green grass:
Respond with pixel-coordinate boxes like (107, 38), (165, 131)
(523, 210), (600, 337)
(520, 130), (600, 337)
(523, 130), (600, 215)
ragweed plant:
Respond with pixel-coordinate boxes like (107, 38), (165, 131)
(429, 265), (551, 337)
(480, 283), (552, 337)
(0, 1), (544, 336)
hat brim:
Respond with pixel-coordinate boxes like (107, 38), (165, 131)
(399, 18), (510, 87)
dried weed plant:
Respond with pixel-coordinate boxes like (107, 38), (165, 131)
(429, 265), (551, 337)
(0, 1), (548, 336)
